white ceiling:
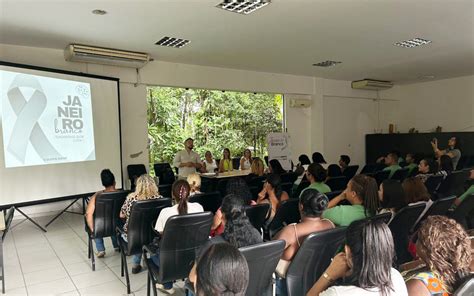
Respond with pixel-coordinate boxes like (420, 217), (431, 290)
(1, 0), (473, 83)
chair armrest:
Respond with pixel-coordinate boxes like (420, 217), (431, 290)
(116, 226), (125, 236)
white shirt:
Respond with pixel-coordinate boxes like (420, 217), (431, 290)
(204, 159), (218, 173)
(320, 268), (408, 296)
(240, 157), (251, 170)
(154, 202), (204, 232)
(173, 149), (201, 177)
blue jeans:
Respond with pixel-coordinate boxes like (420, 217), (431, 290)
(121, 234), (142, 266)
(94, 236), (119, 252)
(275, 277), (288, 296)
(151, 252), (173, 289)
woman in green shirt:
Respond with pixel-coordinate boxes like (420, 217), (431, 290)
(322, 174), (379, 226)
(219, 148), (233, 173)
(454, 168), (474, 207)
(299, 163), (331, 198)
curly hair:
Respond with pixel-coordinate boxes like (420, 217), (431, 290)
(416, 215), (472, 292)
(225, 178), (253, 205)
(132, 174), (159, 200)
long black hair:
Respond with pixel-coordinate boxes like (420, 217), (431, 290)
(269, 159), (286, 175)
(221, 194), (262, 248)
(298, 154), (311, 166)
(439, 154), (454, 173)
(344, 219), (395, 296)
(266, 173), (284, 201)
(225, 178), (253, 205)
(380, 179), (406, 211)
(350, 175), (379, 217)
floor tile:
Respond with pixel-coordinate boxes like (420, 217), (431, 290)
(26, 277), (76, 295)
(70, 268), (118, 289)
(23, 265), (68, 286)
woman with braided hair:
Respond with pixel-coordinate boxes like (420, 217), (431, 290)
(406, 215), (472, 295)
(322, 174), (379, 226)
(153, 179), (204, 294)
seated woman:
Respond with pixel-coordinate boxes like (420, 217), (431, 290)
(292, 155), (311, 194)
(307, 219), (408, 295)
(416, 158), (438, 183)
(257, 174), (290, 222)
(211, 178), (257, 236)
(219, 148), (234, 173)
(120, 174), (162, 274)
(326, 164), (342, 178)
(268, 159), (287, 175)
(274, 189), (334, 293)
(406, 216), (472, 295)
(153, 180), (204, 294)
(454, 168), (474, 207)
(249, 157), (265, 177)
(187, 173), (202, 196)
(378, 179), (406, 223)
(202, 150), (218, 173)
(437, 154), (454, 177)
(240, 149), (253, 170)
(300, 163), (331, 197)
(402, 177), (432, 229)
(312, 152), (327, 168)
(193, 243), (249, 296)
(322, 174), (379, 226)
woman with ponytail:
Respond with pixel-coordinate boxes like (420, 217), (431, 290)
(322, 174), (379, 226)
(154, 179), (204, 233)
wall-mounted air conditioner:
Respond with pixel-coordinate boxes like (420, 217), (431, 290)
(64, 44), (151, 68)
(289, 98), (311, 108)
(351, 79), (393, 90)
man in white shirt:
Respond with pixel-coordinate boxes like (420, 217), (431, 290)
(173, 138), (202, 178)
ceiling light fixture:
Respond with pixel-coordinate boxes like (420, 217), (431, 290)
(394, 38), (432, 48)
(92, 9), (107, 15)
(216, 0), (271, 15)
(312, 61), (342, 67)
(155, 36), (191, 48)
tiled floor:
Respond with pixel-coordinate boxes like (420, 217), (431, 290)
(3, 212), (186, 295)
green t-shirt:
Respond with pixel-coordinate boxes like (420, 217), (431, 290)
(383, 164), (402, 179)
(300, 182), (331, 198)
(458, 185), (474, 204)
(405, 163), (418, 174)
(322, 204), (370, 226)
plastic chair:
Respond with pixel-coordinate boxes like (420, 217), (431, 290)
(412, 196), (456, 232)
(454, 276), (474, 295)
(264, 199), (300, 240)
(245, 204), (270, 234)
(325, 176), (348, 191)
(374, 170), (391, 186)
(189, 191), (223, 214)
(436, 171), (469, 199)
(450, 193), (474, 229)
(424, 175), (444, 197)
(391, 168), (409, 181)
(153, 163), (175, 186)
(342, 165), (359, 180)
(127, 164), (147, 191)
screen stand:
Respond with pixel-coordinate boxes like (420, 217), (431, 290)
(45, 197), (84, 228)
(12, 207), (47, 232)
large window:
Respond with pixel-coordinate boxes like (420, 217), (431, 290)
(147, 86), (284, 166)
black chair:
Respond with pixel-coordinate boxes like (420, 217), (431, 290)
(342, 165), (359, 180)
(450, 193), (474, 229)
(391, 168), (409, 181)
(325, 190), (343, 201)
(281, 182), (294, 196)
(245, 204), (270, 234)
(158, 184), (172, 198)
(216, 178), (230, 197)
(454, 277), (474, 295)
(292, 179), (310, 198)
(1, 207), (14, 294)
(86, 191), (128, 271)
(360, 164), (378, 174)
(143, 212), (213, 296)
(388, 203), (426, 265)
(248, 176), (266, 193)
(374, 170), (391, 185)
(189, 191), (222, 214)
(325, 176), (348, 191)
(116, 198), (172, 294)
(281, 172), (298, 184)
(232, 157), (241, 170)
(436, 171), (469, 199)
(285, 227), (347, 296)
(264, 199), (300, 240)
(367, 212), (392, 224)
(240, 240), (285, 296)
(424, 175), (444, 196)
(412, 196), (456, 232)
(153, 163), (175, 186)
(127, 164), (147, 191)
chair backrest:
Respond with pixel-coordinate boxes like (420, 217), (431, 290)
(454, 277), (474, 296)
(189, 191), (223, 214)
(343, 165), (359, 180)
(2, 207), (15, 240)
(239, 240), (285, 296)
(436, 171), (469, 198)
(93, 191), (128, 238)
(127, 164), (147, 189)
(281, 172), (298, 184)
(293, 179), (310, 198)
(286, 227), (347, 296)
(391, 168), (409, 181)
(388, 203), (426, 264)
(360, 164), (378, 174)
(248, 175), (266, 192)
(267, 199), (300, 238)
(281, 182), (294, 196)
(368, 212), (392, 224)
(245, 204), (270, 233)
(153, 163), (175, 185)
(158, 184), (172, 198)
(424, 175), (445, 196)
(126, 198), (172, 255)
(412, 196), (456, 232)
(158, 212), (213, 283)
(374, 170), (391, 185)
(325, 190), (343, 201)
(451, 194), (474, 228)
(217, 178), (230, 197)
(325, 176), (348, 191)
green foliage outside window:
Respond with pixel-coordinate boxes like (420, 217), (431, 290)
(147, 86), (283, 168)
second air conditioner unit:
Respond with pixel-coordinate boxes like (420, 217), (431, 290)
(65, 44), (151, 68)
(351, 79), (394, 90)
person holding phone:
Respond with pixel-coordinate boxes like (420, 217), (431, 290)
(431, 137), (461, 169)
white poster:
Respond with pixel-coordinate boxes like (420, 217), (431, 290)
(1, 70), (95, 168)
(267, 132), (292, 171)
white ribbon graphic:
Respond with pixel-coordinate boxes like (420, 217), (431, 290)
(7, 74), (62, 163)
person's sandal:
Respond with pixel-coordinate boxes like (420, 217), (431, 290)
(156, 284), (175, 294)
(96, 251), (106, 258)
(131, 265), (142, 274)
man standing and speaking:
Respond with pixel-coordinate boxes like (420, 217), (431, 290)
(173, 138), (202, 178)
